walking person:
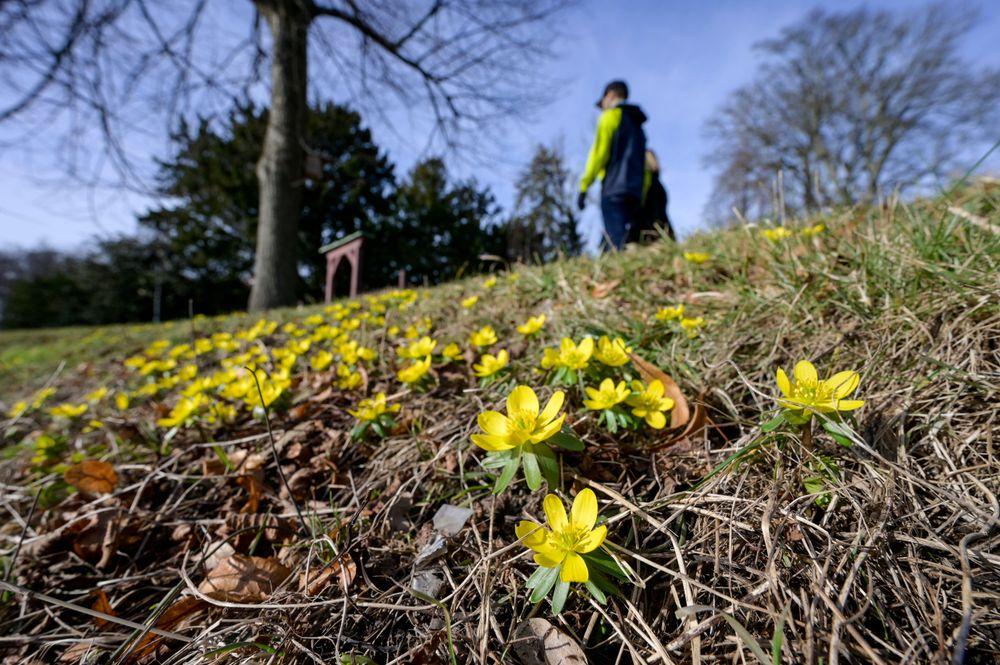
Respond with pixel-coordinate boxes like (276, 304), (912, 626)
(577, 80), (648, 250)
(628, 149), (676, 243)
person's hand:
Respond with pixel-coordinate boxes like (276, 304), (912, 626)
(577, 191), (587, 211)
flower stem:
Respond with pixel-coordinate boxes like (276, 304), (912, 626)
(801, 421), (813, 451)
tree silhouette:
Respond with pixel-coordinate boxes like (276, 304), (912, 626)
(0, 0), (571, 309)
(703, 3), (1000, 224)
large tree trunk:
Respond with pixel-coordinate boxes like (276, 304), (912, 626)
(248, 1), (309, 311)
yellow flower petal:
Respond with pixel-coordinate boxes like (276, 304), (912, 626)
(577, 337), (594, 356)
(793, 360), (818, 385)
(647, 380), (664, 398)
(543, 494), (568, 532)
(538, 390), (565, 425)
(776, 368), (791, 397)
(477, 411), (511, 436)
(470, 433), (515, 451)
(646, 411), (667, 429)
(836, 399), (864, 411)
(507, 385), (539, 418)
(576, 524), (607, 553)
(560, 552), (589, 583)
(515, 520), (549, 549)
(569, 488), (598, 531)
(532, 414), (566, 442)
(826, 371), (860, 399)
(534, 551), (563, 568)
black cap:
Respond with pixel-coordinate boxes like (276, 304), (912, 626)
(596, 80), (629, 108)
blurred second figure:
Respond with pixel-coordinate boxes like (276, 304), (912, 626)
(629, 149), (676, 243)
(577, 80), (647, 251)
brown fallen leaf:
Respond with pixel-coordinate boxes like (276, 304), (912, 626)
(60, 640), (103, 663)
(64, 460), (118, 495)
(69, 510), (121, 568)
(222, 513), (295, 552)
(91, 589), (115, 630)
(628, 353), (690, 429)
(512, 618), (587, 664)
(648, 397), (710, 451)
(590, 278), (621, 299)
(125, 596), (206, 664)
(235, 470), (265, 514)
(299, 554), (357, 595)
(287, 402), (313, 421)
(198, 554), (291, 602)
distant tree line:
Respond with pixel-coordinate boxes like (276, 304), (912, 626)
(703, 3), (1000, 225)
(0, 104), (581, 329)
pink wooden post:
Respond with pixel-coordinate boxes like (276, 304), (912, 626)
(320, 232), (363, 303)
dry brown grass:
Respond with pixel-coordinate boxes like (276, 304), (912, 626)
(1, 181), (998, 663)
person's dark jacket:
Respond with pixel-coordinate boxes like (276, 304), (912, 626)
(579, 103), (648, 201)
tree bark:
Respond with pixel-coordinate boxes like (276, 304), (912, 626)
(248, 0), (309, 311)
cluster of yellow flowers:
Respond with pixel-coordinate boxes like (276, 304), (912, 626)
(762, 223), (826, 241)
(6, 251), (867, 617)
(654, 302), (705, 339)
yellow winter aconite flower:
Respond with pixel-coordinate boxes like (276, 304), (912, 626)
(397, 355), (432, 384)
(775, 360), (863, 422)
(115, 393), (130, 411)
(469, 326), (498, 347)
(49, 403), (88, 419)
(593, 336), (632, 367)
(516, 489), (607, 583)
(157, 395), (204, 428)
(8, 400), (28, 418)
(442, 343), (462, 360)
(461, 295), (479, 309)
(336, 364), (363, 390)
(482, 275), (498, 289)
(555, 337), (593, 370)
(583, 379), (630, 411)
(473, 350), (509, 378)
(762, 227), (793, 241)
(800, 223), (826, 237)
(655, 304), (685, 321)
(625, 380), (675, 429)
(251, 372), (291, 408)
(471, 385), (565, 452)
(517, 314), (546, 336)
(683, 251), (710, 264)
(85, 387), (108, 403)
(398, 336), (437, 359)
(310, 350), (334, 371)
(350, 392), (400, 422)
(32, 387), (55, 409)
(680, 317), (705, 338)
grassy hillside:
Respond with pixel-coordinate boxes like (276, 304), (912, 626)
(1, 180), (997, 663)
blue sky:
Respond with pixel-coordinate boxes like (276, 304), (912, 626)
(1, 0), (997, 250)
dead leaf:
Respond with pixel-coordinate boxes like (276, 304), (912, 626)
(64, 460), (117, 495)
(649, 397), (710, 451)
(70, 510), (121, 567)
(222, 513), (295, 552)
(590, 278), (621, 298)
(125, 596), (205, 664)
(512, 618), (587, 664)
(91, 589), (115, 629)
(235, 470), (265, 513)
(628, 353), (690, 429)
(60, 640), (102, 663)
(287, 402), (313, 421)
(299, 554), (357, 595)
(198, 554), (291, 602)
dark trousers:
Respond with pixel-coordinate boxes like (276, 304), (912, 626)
(600, 194), (640, 251)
